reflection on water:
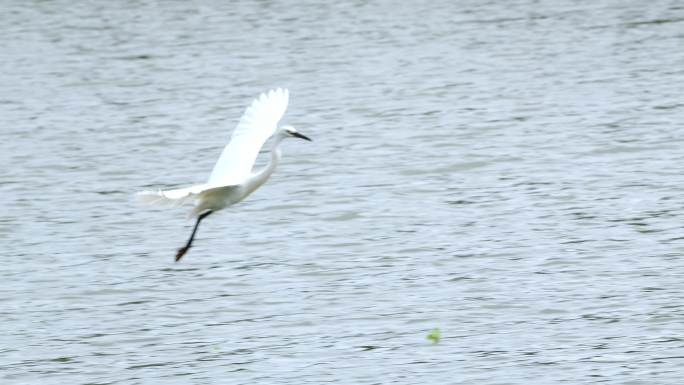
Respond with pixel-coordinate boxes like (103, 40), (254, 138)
(2, 0), (684, 384)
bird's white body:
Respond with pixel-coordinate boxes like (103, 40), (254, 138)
(137, 88), (307, 217)
(136, 88), (311, 261)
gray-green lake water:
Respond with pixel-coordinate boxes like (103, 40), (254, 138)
(2, 1), (684, 384)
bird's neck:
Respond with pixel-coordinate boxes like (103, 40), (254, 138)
(246, 135), (284, 193)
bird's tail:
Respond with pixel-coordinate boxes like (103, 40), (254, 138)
(135, 184), (207, 207)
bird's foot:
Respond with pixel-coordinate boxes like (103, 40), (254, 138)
(175, 246), (190, 262)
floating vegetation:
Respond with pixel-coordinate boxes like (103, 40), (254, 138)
(427, 328), (441, 344)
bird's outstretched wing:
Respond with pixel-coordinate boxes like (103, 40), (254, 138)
(207, 88), (289, 185)
(136, 184), (209, 206)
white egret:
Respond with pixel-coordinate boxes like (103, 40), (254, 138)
(137, 88), (311, 261)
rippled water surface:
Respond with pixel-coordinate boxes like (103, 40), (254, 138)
(2, 1), (684, 384)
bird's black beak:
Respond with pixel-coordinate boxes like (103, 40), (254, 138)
(291, 132), (312, 141)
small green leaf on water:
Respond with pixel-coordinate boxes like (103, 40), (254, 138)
(427, 328), (441, 344)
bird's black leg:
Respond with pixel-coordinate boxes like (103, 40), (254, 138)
(175, 210), (213, 262)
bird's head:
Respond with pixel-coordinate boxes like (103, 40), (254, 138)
(280, 125), (312, 141)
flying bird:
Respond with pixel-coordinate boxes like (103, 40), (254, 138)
(137, 88), (311, 261)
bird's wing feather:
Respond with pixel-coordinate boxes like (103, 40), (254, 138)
(207, 88), (289, 185)
(136, 184), (209, 207)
